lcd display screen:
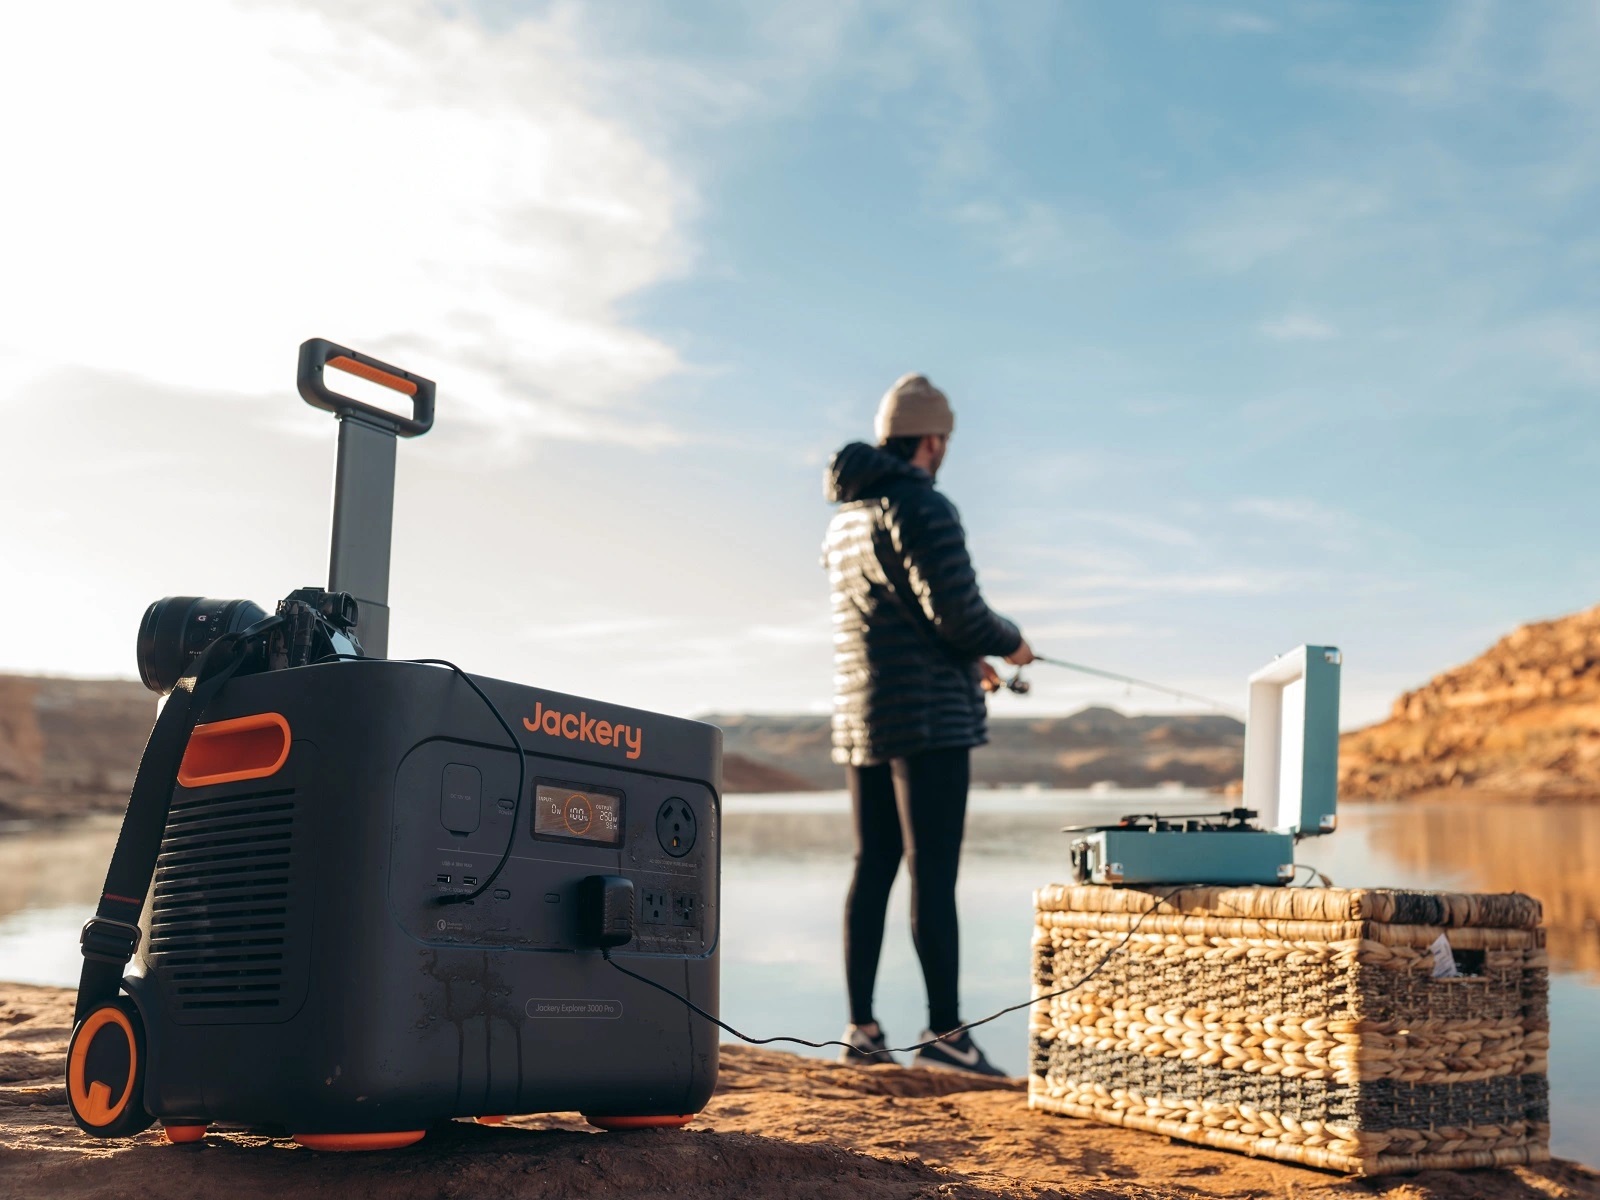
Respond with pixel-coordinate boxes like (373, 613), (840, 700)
(533, 782), (624, 846)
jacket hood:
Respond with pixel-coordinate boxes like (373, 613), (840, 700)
(824, 441), (929, 504)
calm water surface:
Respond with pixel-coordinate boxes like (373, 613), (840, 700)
(1, 793), (1596, 1162)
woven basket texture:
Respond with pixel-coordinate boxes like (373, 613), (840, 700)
(1028, 885), (1550, 1176)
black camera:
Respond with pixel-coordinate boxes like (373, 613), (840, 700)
(135, 587), (363, 695)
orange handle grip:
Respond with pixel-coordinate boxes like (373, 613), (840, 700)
(297, 338), (434, 436)
(325, 355), (419, 397)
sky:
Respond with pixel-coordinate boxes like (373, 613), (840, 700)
(2, 0), (1597, 730)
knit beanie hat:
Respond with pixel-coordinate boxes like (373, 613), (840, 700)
(874, 373), (954, 442)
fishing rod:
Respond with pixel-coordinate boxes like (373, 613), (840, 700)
(1000, 654), (1245, 718)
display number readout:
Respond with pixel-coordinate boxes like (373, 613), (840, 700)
(533, 781), (624, 847)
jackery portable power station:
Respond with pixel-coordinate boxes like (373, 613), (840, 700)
(66, 340), (721, 1149)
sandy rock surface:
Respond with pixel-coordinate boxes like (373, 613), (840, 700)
(3, 984), (1595, 1200)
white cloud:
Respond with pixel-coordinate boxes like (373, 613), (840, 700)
(952, 200), (1125, 271)
(746, 622), (833, 647)
(1074, 511), (1202, 549)
(1229, 496), (1360, 549)
(1214, 12), (1277, 36)
(0, 0), (694, 449)
(1185, 182), (1386, 273)
(1231, 497), (1343, 525)
(1500, 315), (1600, 385)
(985, 593), (1131, 615)
(1304, 0), (1495, 104)
(1019, 621), (1167, 641)
(1259, 313), (1341, 341)
(1070, 570), (1299, 596)
(516, 618), (678, 645)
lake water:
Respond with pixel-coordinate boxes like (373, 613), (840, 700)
(2, 792), (1596, 1163)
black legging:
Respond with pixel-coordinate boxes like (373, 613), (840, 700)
(844, 746), (970, 1034)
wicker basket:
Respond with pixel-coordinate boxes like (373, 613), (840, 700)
(1028, 885), (1550, 1175)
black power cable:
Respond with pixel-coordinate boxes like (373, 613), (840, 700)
(304, 650), (1199, 1051)
(314, 653), (523, 907)
(602, 885), (1190, 1059)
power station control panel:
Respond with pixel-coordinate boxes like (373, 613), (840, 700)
(388, 738), (717, 957)
(533, 780), (623, 847)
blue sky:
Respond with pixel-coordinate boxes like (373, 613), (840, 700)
(2, 0), (1597, 728)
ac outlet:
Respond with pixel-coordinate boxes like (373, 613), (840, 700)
(656, 798), (697, 858)
(670, 892), (697, 928)
(641, 889), (670, 925)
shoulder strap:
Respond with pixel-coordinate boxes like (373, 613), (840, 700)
(74, 632), (259, 1021)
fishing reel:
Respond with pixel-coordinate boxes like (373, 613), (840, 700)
(980, 664), (1031, 695)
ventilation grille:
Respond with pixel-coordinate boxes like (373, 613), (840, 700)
(148, 787), (297, 1015)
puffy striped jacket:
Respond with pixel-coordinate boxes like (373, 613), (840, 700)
(822, 442), (1022, 766)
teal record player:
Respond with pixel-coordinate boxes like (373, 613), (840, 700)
(1065, 645), (1341, 887)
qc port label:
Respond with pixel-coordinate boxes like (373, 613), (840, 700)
(525, 998), (623, 1020)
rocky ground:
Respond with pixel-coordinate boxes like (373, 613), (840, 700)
(2, 984), (1595, 1200)
(1340, 604), (1600, 801)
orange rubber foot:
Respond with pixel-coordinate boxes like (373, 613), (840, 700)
(164, 1124), (207, 1144)
(475, 1116), (507, 1125)
(584, 1113), (695, 1131)
(292, 1131), (426, 1151)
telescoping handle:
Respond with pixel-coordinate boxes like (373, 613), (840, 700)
(297, 337), (435, 437)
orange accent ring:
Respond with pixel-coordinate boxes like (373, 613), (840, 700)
(584, 1113), (695, 1131)
(475, 1115), (507, 1125)
(292, 1131), (426, 1151)
(326, 355), (419, 397)
(68, 1007), (138, 1128)
(164, 1124), (207, 1144)
(178, 713), (291, 788)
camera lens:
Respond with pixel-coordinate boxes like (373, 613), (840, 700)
(136, 596), (268, 694)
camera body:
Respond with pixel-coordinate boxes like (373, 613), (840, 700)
(137, 588), (363, 694)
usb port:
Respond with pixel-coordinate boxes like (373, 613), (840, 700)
(462, 876), (478, 886)
(436, 874), (452, 885)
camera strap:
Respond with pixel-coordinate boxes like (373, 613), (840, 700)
(74, 633), (255, 1022)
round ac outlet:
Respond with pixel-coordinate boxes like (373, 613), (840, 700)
(656, 797), (696, 858)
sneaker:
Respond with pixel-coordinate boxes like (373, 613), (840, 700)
(839, 1023), (897, 1066)
(909, 1029), (1009, 1077)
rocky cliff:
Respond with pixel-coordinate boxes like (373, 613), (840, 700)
(709, 708), (1244, 791)
(24, 596), (1600, 812)
(0, 676), (153, 823)
(1340, 604), (1600, 801)
(0, 670), (1244, 815)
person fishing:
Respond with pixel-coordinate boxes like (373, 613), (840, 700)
(822, 372), (1033, 1075)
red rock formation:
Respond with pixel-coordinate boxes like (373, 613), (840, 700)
(0, 676), (153, 822)
(0, 677), (44, 785)
(1341, 604), (1600, 800)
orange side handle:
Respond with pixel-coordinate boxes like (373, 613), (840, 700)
(177, 713), (291, 788)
